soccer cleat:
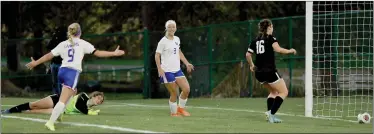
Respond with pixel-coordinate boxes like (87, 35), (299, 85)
(45, 121), (55, 131)
(177, 107), (190, 116)
(1, 109), (10, 114)
(268, 114), (282, 123)
(265, 111), (270, 121)
(170, 113), (182, 117)
(273, 116), (283, 123)
(268, 114), (275, 123)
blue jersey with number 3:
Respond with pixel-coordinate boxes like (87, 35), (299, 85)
(51, 38), (96, 72)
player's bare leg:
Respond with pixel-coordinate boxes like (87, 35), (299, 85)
(45, 86), (75, 131)
(176, 77), (191, 116)
(2, 96), (54, 114)
(29, 96), (55, 110)
(165, 82), (181, 117)
(268, 79), (288, 123)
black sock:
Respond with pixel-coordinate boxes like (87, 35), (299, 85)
(270, 96), (284, 115)
(267, 98), (275, 111)
(8, 102), (31, 113)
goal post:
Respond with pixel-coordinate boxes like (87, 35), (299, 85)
(305, 1), (374, 119)
(305, 1), (313, 117)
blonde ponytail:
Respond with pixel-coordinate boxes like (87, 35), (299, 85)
(67, 23), (81, 45)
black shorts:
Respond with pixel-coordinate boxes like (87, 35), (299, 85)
(255, 70), (282, 84)
(49, 94), (60, 108)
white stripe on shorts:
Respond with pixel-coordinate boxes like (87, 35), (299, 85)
(275, 72), (280, 79)
(269, 72), (281, 84)
(163, 76), (168, 83)
(72, 71), (80, 89)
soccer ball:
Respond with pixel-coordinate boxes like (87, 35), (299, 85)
(357, 112), (371, 124)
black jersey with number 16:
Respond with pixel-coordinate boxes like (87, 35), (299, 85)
(247, 35), (278, 72)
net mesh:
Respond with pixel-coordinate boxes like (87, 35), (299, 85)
(312, 1), (374, 118)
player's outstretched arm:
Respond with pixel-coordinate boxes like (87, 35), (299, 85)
(179, 50), (194, 73)
(272, 42), (297, 55)
(26, 52), (54, 70)
(93, 45), (125, 57)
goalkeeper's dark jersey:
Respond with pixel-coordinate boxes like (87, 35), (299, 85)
(64, 92), (90, 115)
(247, 35), (278, 72)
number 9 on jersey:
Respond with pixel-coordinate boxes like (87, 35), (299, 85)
(68, 48), (75, 62)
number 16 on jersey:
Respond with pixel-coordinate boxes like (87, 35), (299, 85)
(256, 40), (265, 54)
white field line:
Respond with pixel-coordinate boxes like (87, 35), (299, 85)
(103, 103), (358, 123)
(1, 115), (165, 133)
(2, 105), (15, 107)
(2, 103), (358, 123)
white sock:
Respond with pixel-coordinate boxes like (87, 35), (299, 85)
(47, 102), (65, 124)
(178, 96), (188, 108)
(169, 100), (177, 114)
(66, 96), (73, 106)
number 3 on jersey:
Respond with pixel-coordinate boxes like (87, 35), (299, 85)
(68, 48), (75, 62)
(256, 40), (265, 54)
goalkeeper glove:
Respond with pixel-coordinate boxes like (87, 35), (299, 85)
(88, 109), (100, 115)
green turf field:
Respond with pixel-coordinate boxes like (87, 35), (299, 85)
(1, 97), (372, 133)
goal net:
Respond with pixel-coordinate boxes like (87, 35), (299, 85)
(305, 1), (374, 119)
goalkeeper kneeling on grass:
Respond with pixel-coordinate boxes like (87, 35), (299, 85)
(2, 91), (104, 118)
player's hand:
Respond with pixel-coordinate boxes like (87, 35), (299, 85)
(113, 45), (125, 56)
(26, 57), (37, 70)
(289, 49), (297, 55)
(186, 63), (194, 73)
(158, 68), (166, 78)
(250, 65), (256, 72)
(88, 109), (100, 115)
